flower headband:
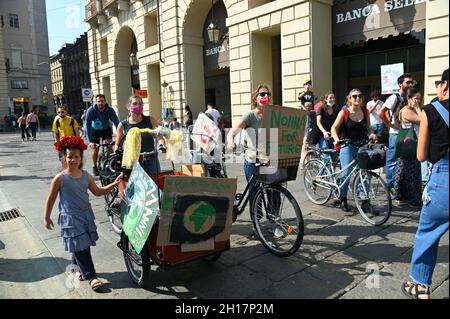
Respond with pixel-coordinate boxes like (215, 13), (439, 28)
(55, 136), (88, 152)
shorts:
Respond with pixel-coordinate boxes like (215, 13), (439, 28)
(92, 127), (113, 144)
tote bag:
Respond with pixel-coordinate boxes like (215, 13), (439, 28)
(394, 124), (417, 159)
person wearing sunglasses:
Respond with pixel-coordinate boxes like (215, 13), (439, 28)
(331, 89), (376, 211)
(402, 69), (449, 299)
(52, 105), (82, 161)
(378, 73), (415, 194)
(115, 95), (164, 175)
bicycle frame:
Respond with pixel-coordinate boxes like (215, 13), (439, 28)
(314, 157), (359, 198)
(233, 174), (259, 216)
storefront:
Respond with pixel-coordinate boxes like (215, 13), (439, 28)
(332, 0), (427, 104)
(12, 97), (31, 115)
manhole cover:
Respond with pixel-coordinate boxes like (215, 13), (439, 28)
(0, 208), (22, 222)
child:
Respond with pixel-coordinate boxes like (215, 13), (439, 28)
(44, 136), (122, 291)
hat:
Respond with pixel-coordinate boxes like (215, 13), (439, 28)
(441, 69), (449, 82)
(303, 79), (312, 86)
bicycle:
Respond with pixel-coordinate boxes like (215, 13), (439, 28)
(231, 147), (304, 257)
(303, 139), (392, 226)
(303, 145), (340, 170)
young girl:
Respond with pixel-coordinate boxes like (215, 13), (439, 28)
(44, 136), (122, 291)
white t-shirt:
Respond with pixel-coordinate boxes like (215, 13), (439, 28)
(205, 108), (220, 124)
(383, 94), (403, 134)
(366, 99), (383, 126)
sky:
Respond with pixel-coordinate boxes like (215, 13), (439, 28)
(46, 0), (87, 56)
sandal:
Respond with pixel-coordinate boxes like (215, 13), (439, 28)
(89, 278), (103, 292)
(401, 281), (430, 299)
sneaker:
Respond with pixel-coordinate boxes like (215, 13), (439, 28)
(92, 166), (99, 176)
(273, 226), (286, 239)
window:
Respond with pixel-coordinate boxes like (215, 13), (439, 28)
(8, 14), (19, 28)
(11, 80), (28, 89)
(11, 49), (23, 68)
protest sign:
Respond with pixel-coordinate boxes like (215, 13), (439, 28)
(191, 113), (221, 154)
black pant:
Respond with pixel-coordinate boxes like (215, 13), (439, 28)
(20, 124), (30, 139)
(72, 247), (96, 281)
(29, 123), (37, 138)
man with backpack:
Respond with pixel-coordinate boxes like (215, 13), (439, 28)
(85, 94), (120, 176)
(378, 73), (415, 192)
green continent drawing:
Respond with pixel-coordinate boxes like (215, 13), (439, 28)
(184, 201), (216, 234)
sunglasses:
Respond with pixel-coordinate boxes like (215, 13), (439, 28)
(131, 102), (144, 106)
(258, 92), (271, 98)
(435, 80), (443, 88)
(57, 111), (66, 114)
(351, 94), (363, 99)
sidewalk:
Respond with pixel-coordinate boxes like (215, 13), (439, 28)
(0, 131), (448, 299)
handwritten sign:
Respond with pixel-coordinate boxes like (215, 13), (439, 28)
(122, 162), (159, 254)
(191, 113), (221, 154)
(381, 63), (404, 95)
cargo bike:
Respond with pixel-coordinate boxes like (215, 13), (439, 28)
(101, 127), (303, 288)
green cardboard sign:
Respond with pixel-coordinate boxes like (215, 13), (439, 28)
(122, 162), (159, 254)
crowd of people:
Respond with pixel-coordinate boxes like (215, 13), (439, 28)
(39, 68), (448, 296)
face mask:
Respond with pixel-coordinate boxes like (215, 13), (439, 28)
(260, 96), (270, 105)
(130, 104), (143, 115)
(326, 101), (335, 107)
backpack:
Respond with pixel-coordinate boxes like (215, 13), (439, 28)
(384, 93), (404, 127)
(343, 106), (368, 124)
(56, 117), (77, 136)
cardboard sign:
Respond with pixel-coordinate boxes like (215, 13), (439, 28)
(157, 176), (237, 249)
(122, 162), (160, 254)
(181, 164), (206, 177)
(191, 113), (221, 154)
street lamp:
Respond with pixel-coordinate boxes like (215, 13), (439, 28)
(206, 0), (220, 43)
(129, 52), (139, 67)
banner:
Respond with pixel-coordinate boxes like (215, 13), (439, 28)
(122, 162), (160, 254)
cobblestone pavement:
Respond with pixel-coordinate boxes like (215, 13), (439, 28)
(0, 130), (448, 299)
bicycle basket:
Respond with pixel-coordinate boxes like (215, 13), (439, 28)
(254, 157), (300, 184)
(357, 144), (386, 170)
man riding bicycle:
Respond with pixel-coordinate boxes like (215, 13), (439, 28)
(85, 94), (120, 176)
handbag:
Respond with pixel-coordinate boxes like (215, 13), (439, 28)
(394, 124), (417, 159)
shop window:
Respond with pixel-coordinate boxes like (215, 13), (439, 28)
(408, 46), (425, 72)
(367, 53), (386, 76)
(144, 12), (158, 48)
(8, 14), (19, 28)
(386, 50), (407, 67)
(100, 38), (108, 64)
(11, 80), (28, 89)
(349, 55), (365, 77)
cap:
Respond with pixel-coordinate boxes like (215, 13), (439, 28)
(303, 79), (312, 86)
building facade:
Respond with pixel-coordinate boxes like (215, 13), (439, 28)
(51, 33), (91, 116)
(0, 0), (53, 117)
(85, 0), (448, 125)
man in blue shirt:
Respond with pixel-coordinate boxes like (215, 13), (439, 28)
(85, 94), (120, 176)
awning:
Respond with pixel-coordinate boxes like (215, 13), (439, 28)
(13, 97), (31, 103)
(333, 0), (426, 46)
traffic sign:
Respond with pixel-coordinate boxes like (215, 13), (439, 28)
(81, 88), (93, 102)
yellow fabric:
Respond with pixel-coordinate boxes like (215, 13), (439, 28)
(121, 127), (142, 169)
(51, 116), (79, 137)
(121, 127), (185, 168)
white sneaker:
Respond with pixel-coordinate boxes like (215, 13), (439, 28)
(273, 226), (286, 239)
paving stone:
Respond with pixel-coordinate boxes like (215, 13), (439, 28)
(303, 213), (337, 234)
(340, 274), (406, 299)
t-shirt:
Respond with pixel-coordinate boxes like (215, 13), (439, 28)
(242, 111), (262, 163)
(27, 113), (38, 123)
(317, 106), (337, 132)
(366, 99), (383, 126)
(205, 108), (220, 124)
(424, 99), (449, 164)
(383, 94), (404, 134)
(52, 116), (79, 137)
(299, 91), (315, 106)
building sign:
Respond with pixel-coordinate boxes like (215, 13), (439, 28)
(203, 1), (229, 72)
(381, 63), (404, 94)
(333, 0), (426, 46)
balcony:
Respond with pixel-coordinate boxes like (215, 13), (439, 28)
(85, 1), (99, 22)
(102, 0), (131, 12)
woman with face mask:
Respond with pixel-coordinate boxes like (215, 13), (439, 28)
(115, 95), (163, 175)
(316, 92), (338, 161)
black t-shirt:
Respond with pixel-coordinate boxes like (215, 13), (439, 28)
(317, 106), (338, 132)
(299, 91), (315, 106)
(343, 116), (367, 142)
(424, 99), (449, 164)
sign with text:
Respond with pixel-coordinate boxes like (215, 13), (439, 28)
(122, 162), (159, 254)
(157, 176), (237, 249)
(135, 89), (148, 98)
(191, 113), (221, 154)
(381, 63), (404, 95)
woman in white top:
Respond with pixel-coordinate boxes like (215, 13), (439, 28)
(393, 87), (422, 207)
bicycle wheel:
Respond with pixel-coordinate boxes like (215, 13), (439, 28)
(252, 185), (304, 257)
(302, 149), (321, 169)
(121, 232), (151, 288)
(107, 198), (122, 235)
(353, 170), (391, 226)
(303, 159), (333, 205)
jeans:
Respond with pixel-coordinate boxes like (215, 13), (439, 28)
(421, 161), (430, 182)
(317, 137), (334, 163)
(370, 124), (383, 136)
(29, 122), (37, 139)
(386, 133), (398, 189)
(339, 144), (358, 198)
(410, 153), (449, 287)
